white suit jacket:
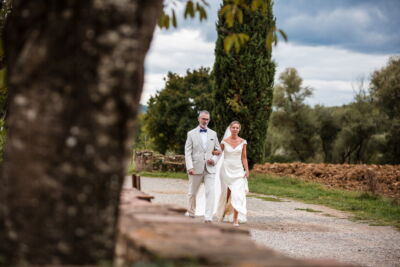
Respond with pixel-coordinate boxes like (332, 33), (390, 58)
(185, 126), (221, 174)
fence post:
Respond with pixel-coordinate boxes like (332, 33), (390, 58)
(132, 174), (141, 190)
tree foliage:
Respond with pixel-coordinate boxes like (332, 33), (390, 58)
(313, 105), (340, 163)
(332, 89), (380, 164)
(0, 0), (11, 118)
(145, 68), (213, 154)
(268, 68), (317, 162)
(213, 0), (276, 168)
(370, 56), (400, 164)
(266, 62), (400, 165)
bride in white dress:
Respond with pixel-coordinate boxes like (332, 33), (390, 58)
(215, 121), (249, 226)
(195, 121), (249, 226)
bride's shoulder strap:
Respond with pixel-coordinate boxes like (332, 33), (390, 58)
(243, 139), (247, 144)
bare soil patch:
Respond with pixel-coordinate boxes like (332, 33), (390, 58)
(253, 163), (400, 199)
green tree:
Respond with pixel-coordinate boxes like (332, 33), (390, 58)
(267, 68), (317, 162)
(369, 56), (400, 164)
(332, 88), (380, 164)
(145, 67), (213, 154)
(133, 113), (154, 151)
(313, 105), (341, 163)
(213, 0), (276, 167)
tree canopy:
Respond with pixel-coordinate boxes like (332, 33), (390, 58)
(145, 68), (213, 154)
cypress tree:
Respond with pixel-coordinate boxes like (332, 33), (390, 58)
(213, 1), (276, 168)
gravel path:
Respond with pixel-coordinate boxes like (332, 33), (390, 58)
(124, 176), (400, 267)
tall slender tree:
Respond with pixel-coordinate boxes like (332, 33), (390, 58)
(213, 0), (276, 167)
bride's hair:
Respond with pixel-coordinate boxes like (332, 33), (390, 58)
(229, 121), (241, 129)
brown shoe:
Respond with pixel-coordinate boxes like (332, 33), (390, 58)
(204, 220), (212, 224)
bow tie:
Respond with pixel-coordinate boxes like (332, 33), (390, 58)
(200, 129), (207, 133)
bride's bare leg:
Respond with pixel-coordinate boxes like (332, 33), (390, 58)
(227, 188), (239, 225)
(233, 209), (239, 225)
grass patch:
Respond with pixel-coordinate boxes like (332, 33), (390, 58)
(139, 171), (188, 180)
(322, 213), (336, 217)
(249, 194), (283, 202)
(295, 208), (322, 213)
(249, 173), (400, 229)
(126, 163), (136, 175)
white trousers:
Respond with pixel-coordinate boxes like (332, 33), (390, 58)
(187, 170), (215, 221)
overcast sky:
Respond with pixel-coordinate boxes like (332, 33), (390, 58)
(141, 0), (400, 107)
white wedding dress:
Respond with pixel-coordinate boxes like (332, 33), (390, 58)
(195, 128), (248, 223)
(215, 139), (248, 223)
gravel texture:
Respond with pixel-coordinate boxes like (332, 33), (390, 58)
(124, 176), (400, 267)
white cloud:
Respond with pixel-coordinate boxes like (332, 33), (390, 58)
(141, 28), (215, 104)
(303, 80), (355, 107)
(141, 29), (393, 107)
(273, 42), (391, 106)
(141, 73), (166, 105)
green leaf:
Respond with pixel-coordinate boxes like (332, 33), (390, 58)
(234, 37), (240, 53)
(224, 35), (234, 53)
(199, 7), (207, 21)
(219, 4), (231, 17)
(237, 8), (243, 24)
(237, 33), (249, 45)
(163, 14), (170, 29)
(158, 13), (171, 29)
(172, 10), (177, 28)
(223, 33), (249, 53)
(266, 29), (274, 51)
(226, 12), (234, 27)
(157, 12), (166, 28)
(251, 0), (261, 11)
(279, 29), (288, 42)
(0, 68), (6, 89)
(184, 1), (194, 19)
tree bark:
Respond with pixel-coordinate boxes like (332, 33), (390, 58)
(0, 0), (162, 265)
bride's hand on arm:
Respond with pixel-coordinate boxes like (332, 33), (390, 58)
(212, 143), (224, 155)
(242, 144), (249, 178)
(212, 150), (221, 155)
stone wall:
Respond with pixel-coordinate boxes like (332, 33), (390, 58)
(116, 188), (353, 266)
(135, 151), (186, 172)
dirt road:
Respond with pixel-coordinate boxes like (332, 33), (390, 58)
(124, 176), (400, 267)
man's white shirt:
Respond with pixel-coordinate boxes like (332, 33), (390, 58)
(200, 128), (207, 149)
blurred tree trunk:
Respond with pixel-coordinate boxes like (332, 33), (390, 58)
(0, 0), (162, 265)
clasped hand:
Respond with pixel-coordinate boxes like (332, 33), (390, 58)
(212, 150), (221, 156)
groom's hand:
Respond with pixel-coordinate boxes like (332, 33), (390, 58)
(207, 159), (215, 165)
(188, 169), (195, 175)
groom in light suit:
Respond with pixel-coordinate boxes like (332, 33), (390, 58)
(185, 110), (221, 223)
